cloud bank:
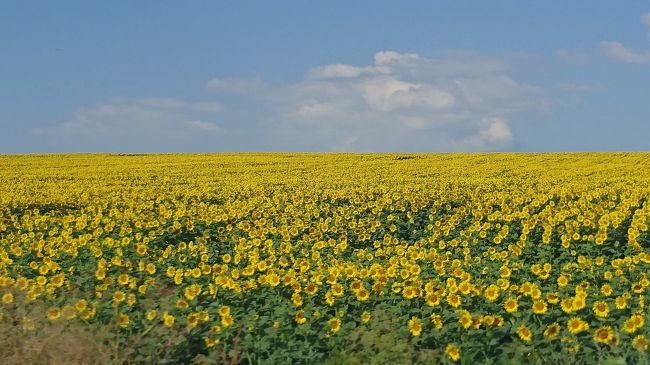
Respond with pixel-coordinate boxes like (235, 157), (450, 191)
(209, 50), (548, 151)
(43, 51), (548, 152)
(35, 98), (223, 152)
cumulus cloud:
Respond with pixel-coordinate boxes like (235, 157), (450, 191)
(601, 14), (650, 64)
(601, 41), (650, 64)
(35, 99), (223, 152)
(209, 50), (547, 151)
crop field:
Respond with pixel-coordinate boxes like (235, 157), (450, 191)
(0, 153), (648, 364)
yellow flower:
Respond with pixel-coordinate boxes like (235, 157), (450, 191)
(567, 317), (589, 334)
(361, 311), (372, 324)
(458, 310), (473, 329)
(593, 326), (614, 344)
(1, 292), (13, 304)
(47, 307), (61, 321)
(600, 284), (613, 297)
(632, 335), (648, 352)
(631, 313), (645, 327)
(75, 299), (88, 312)
(532, 300), (548, 315)
(445, 344), (461, 362)
(544, 322), (561, 339)
(117, 274), (130, 285)
(592, 301), (609, 318)
(295, 310), (307, 325)
(163, 311), (175, 327)
(558, 298), (572, 313)
(62, 305), (76, 320)
(517, 325), (532, 343)
(146, 309), (158, 321)
(503, 297), (518, 313)
(176, 299), (189, 309)
(408, 316), (422, 336)
(447, 294), (461, 308)
(356, 289), (370, 302)
(118, 314), (130, 328)
(113, 291), (126, 303)
(328, 318), (341, 333)
(484, 284), (500, 302)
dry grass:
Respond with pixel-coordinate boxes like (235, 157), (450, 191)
(0, 318), (111, 365)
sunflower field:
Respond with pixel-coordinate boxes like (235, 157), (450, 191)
(0, 153), (648, 364)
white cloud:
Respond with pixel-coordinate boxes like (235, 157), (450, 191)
(37, 99), (223, 151)
(600, 14), (650, 64)
(374, 50), (420, 66)
(307, 64), (390, 79)
(601, 41), (650, 64)
(191, 102), (223, 113)
(187, 120), (222, 132)
(360, 76), (455, 111)
(211, 50), (547, 151)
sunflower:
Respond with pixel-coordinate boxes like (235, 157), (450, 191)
(593, 326), (614, 344)
(218, 305), (231, 317)
(61, 305), (76, 320)
(557, 275), (569, 288)
(561, 298), (574, 313)
(614, 295), (628, 310)
(294, 310), (307, 325)
(567, 317), (589, 334)
(328, 318), (342, 333)
(221, 315), (234, 327)
(632, 335), (648, 352)
(356, 289), (370, 301)
(118, 314), (130, 328)
(592, 301), (609, 318)
(458, 310), (472, 329)
(517, 325), (533, 343)
(532, 300), (548, 315)
(445, 344), (461, 362)
(631, 313), (645, 329)
(146, 309), (157, 321)
(113, 291), (126, 303)
(187, 313), (199, 328)
(408, 316), (423, 336)
(47, 307), (61, 321)
(163, 312), (175, 327)
(484, 284), (499, 302)
(600, 284), (613, 297)
(504, 297), (518, 313)
(430, 313), (443, 329)
(426, 293), (440, 307)
(544, 323), (561, 339)
(572, 296), (586, 311)
(117, 274), (130, 286)
(447, 293), (461, 308)
(1, 293), (13, 304)
(361, 311), (372, 324)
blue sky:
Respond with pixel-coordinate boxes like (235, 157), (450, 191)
(1, 1), (650, 152)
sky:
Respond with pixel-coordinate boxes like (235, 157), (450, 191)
(1, 1), (650, 153)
